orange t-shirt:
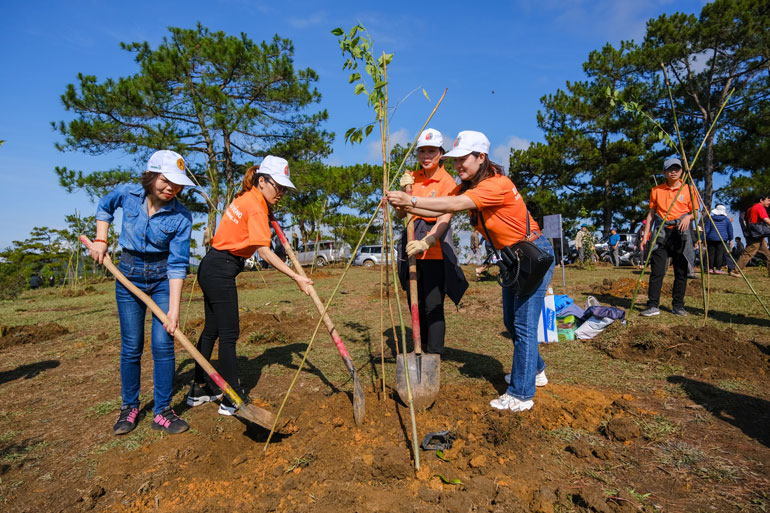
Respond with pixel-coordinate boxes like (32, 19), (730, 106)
(408, 165), (457, 260)
(211, 188), (272, 258)
(454, 174), (539, 248)
(649, 182), (699, 223)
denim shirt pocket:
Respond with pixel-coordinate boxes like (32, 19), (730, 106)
(148, 218), (177, 249)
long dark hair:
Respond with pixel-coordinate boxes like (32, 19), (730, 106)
(236, 165), (260, 198)
(457, 152), (505, 194)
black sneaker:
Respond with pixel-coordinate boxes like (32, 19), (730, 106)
(186, 382), (223, 407)
(672, 306), (688, 317)
(113, 405), (139, 435)
(151, 407), (189, 434)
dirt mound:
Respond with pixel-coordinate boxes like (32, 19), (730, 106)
(0, 323), (70, 350)
(592, 277), (701, 298)
(93, 383), (624, 513)
(593, 324), (770, 380)
(187, 310), (318, 345)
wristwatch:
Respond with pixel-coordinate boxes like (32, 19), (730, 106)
(411, 196), (417, 207)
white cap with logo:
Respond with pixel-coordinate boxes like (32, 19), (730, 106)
(444, 130), (491, 158)
(416, 128), (444, 149)
(260, 155), (296, 190)
(146, 150), (196, 186)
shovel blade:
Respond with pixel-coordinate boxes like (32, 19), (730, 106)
(396, 352), (440, 411)
(236, 403), (277, 431)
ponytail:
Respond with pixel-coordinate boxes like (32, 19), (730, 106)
(236, 165), (260, 198)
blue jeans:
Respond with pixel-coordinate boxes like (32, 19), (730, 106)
(502, 236), (555, 401)
(115, 251), (175, 415)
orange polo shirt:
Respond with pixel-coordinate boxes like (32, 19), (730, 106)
(211, 188), (272, 258)
(649, 181), (699, 223)
(408, 165), (457, 260)
(454, 174), (539, 248)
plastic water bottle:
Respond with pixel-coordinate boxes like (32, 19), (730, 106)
(538, 287), (558, 343)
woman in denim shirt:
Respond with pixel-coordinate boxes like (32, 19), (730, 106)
(90, 150), (194, 435)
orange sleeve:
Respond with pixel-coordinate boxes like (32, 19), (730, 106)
(247, 209), (271, 246)
(689, 185), (700, 211)
(649, 188), (657, 211)
(463, 179), (505, 210)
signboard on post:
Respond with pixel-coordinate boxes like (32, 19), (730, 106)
(542, 214), (566, 287)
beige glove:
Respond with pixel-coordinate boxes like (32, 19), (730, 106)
(399, 173), (415, 189)
(406, 234), (436, 257)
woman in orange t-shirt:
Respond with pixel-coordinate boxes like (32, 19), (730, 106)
(396, 128), (468, 356)
(186, 156), (313, 416)
(387, 131), (554, 414)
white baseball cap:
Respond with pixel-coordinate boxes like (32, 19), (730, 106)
(416, 128), (443, 149)
(146, 150), (196, 187)
(444, 131), (491, 158)
(663, 157), (682, 170)
(260, 155), (296, 190)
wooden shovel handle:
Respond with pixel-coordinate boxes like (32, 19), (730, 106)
(78, 236), (244, 408)
(268, 221), (353, 364)
(404, 185), (422, 355)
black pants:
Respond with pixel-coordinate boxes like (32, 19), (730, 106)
(406, 259), (446, 355)
(706, 240), (726, 270)
(647, 229), (688, 309)
(194, 248), (244, 400)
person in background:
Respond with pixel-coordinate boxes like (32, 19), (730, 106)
(737, 194), (770, 275)
(608, 228), (620, 266)
(90, 150), (194, 435)
(575, 225), (587, 264)
(640, 157), (698, 317)
(634, 220), (649, 269)
(704, 204), (732, 275)
(186, 156), (313, 417)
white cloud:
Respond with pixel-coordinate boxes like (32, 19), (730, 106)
(366, 127), (410, 162)
(492, 136), (531, 170)
(287, 12), (327, 29)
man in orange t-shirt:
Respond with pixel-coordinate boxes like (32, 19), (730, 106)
(639, 157), (699, 317)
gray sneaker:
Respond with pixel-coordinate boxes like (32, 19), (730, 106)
(672, 306), (688, 317)
(640, 306), (660, 317)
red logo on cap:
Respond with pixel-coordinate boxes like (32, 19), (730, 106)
(284, 165), (289, 176)
(454, 137), (460, 147)
(425, 133), (432, 140)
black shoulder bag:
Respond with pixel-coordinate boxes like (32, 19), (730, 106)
(478, 211), (554, 295)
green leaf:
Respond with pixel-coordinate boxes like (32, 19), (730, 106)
(434, 474), (463, 485)
(422, 88), (430, 102)
(374, 80), (387, 90)
(354, 83), (366, 95)
(348, 72), (361, 84)
(331, 28), (343, 36)
(364, 124), (373, 137)
(435, 450), (449, 461)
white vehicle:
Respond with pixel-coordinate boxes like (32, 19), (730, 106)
(353, 245), (395, 268)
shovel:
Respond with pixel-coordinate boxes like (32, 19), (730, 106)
(269, 219), (366, 425)
(395, 212), (440, 411)
(80, 236), (277, 430)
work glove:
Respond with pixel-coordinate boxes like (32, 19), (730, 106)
(399, 173), (415, 189)
(406, 234), (436, 257)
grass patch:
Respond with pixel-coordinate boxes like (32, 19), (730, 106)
(285, 452), (315, 473)
(637, 414), (679, 442)
(0, 430), (19, 444)
(88, 398), (121, 418)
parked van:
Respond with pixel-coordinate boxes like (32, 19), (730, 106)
(295, 240), (351, 267)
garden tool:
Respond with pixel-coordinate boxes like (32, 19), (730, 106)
(79, 236), (277, 430)
(269, 219), (365, 425)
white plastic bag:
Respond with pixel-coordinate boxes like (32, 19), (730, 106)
(574, 315), (614, 340)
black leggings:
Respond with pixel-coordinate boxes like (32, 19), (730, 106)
(706, 240), (726, 269)
(406, 259), (446, 355)
(194, 249), (244, 397)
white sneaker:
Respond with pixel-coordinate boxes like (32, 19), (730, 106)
(504, 370), (548, 387)
(490, 393), (534, 412)
(218, 403), (237, 416)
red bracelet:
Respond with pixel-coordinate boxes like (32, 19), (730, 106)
(94, 238), (108, 244)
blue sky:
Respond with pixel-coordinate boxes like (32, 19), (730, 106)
(0, 0), (709, 249)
